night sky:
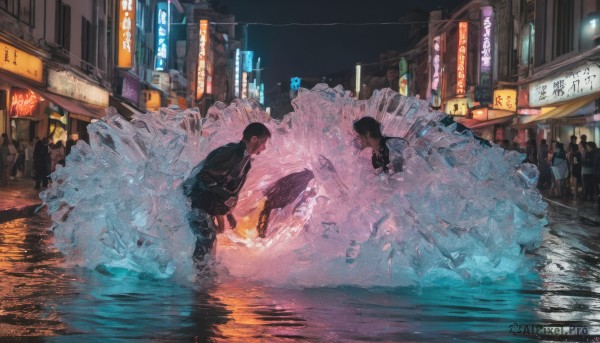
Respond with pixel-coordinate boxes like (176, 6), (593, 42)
(215, 0), (466, 89)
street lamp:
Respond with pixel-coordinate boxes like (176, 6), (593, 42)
(355, 63), (361, 99)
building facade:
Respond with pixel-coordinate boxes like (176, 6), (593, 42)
(0, 0), (242, 146)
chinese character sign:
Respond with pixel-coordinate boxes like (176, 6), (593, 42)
(480, 8), (493, 73)
(118, 0), (135, 68)
(0, 43), (43, 82)
(529, 62), (600, 107)
(456, 22), (468, 95)
(155, 2), (168, 71)
(492, 89), (517, 111)
(479, 6), (494, 99)
(196, 19), (208, 100)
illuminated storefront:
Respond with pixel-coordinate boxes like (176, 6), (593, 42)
(526, 61), (600, 144)
(0, 41), (44, 139)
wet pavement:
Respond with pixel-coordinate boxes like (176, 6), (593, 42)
(0, 196), (600, 341)
(0, 177), (43, 223)
(1, 178), (600, 340)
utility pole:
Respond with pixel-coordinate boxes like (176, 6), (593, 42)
(243, 24), (248, 51)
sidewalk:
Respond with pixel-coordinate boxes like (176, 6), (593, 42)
(0, 177), (44, 223)
(542, 192), (600, 224)
(0, 176), (598, 224)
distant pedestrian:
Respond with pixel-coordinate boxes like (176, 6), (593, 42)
(582, 141), (598, 201)
(569, 144), (582, 200)
(50, 141), (66, 171)
(537, 139), (551, 189)
(525, 139), (537, 165)
(34, 137), (51, 189)
(550, 142), (568, 197)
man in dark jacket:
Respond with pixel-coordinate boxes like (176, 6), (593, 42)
(183, 122), (271, 259)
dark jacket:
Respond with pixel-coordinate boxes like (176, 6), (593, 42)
(372, 137), (407, 173)
(184, 141), (251, 215)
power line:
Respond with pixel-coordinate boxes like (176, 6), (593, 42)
(210, 19), (473, 27)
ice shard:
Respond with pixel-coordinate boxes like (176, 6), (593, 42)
(41, 85), (546, 287)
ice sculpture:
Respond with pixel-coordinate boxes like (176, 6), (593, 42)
(41, 85), (546, 287)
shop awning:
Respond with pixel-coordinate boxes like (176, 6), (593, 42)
(1, 70), (105, 119)
(455, 118), (484, 128)
(109, 96), (145, 120)
(469, 115), (515, 129)
(36, 88), (105, 119)
(528, 93), (600, 123)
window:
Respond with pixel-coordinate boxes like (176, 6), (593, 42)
(554, 0), (574, 57)
(56, 1), (71, 51)
(81, 17), (96, 73)
(19, 0), (33, 25)
(0, 0), (35, 26)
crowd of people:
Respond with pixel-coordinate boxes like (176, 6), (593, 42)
(518, 135), (600, 203)
(0, 134), (77, 189)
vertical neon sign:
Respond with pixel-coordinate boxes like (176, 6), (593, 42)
(235, 48), (240, 97)
(196, 19), (208, 100)
(118, 0), (135, 68)
(479, 6), (494, 101)
(430, 35), (442, 107)
(155, 2), (168, 70)
(456, 22), (468, 95)
(259, 83), (264, 105)
(241, 72), (248, 99)
(355, 64), (361, 98)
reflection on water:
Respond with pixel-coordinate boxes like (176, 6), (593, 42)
(0, 205), (599, 341)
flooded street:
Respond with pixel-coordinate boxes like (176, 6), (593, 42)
(1, 204), (600, 342)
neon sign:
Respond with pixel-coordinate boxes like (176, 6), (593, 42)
(430, 35), (442, 107)
(155, 2), (168, 71)
(480, 7), (494, 73)
(259, 83), (264, 105)
(493, 89), (517, 111)
(118, 0), (135, 68)
(196, 19), (208, 100)
(242, 51), (253, 73)
(235, 49), (240, 97)
(241, 72), (248, 99)
(10, 88), (39, 117)
(456, 22), (468, 95)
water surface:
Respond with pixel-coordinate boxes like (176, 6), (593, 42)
(1, 205), (599, 342)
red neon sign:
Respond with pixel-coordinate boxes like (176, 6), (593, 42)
(456, 22), (468, 95)
(10, 88), (39, 117)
